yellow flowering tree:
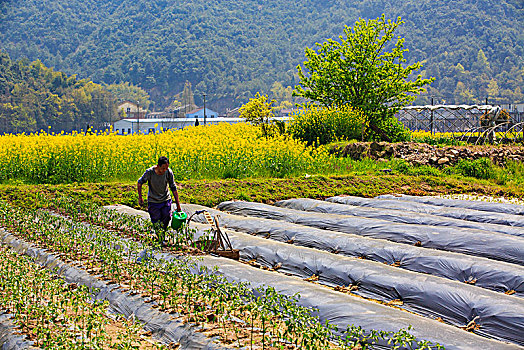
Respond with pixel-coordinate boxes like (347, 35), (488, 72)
(239, 92), (276, 138)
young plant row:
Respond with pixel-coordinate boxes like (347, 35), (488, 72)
(43, 195), (201, 250)
(0, 244), (160, 350)
(0, 200), (444, 349)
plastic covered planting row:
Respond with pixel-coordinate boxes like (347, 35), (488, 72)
(187, 218), (524, 344)
(275, 198), (524, 238)
(184, 204), (524, 296)
(376, 194), (524, 216)
(216, 201), (524, 265)
(328, 195), (524, 227)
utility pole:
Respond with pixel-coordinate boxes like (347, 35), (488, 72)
(430, 97), (434, 134)
(203, 93), (207, 125)
(136, 100), (140, 134)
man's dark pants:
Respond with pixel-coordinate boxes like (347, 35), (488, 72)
(148, 199), (172, 231)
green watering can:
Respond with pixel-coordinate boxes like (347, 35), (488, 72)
(171, 211), (188, 230)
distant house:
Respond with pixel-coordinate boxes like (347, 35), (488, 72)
(498, 103), (524, 123)
(225, 107), (241, 118)
(185, 107), (218, 119)
(146, 111), (171, 119)
(500, 103), (524, 113)
(168, 103), (198, 118)
(280, 109), (294, 117)
(117, 101), (147, 119)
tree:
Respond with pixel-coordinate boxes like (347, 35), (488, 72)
(294, 15), (434, 140)
(454, 81), (474, 104)
(472, 49), (491, 75)
(239, 92), (275, 138)
(181, 81), (195, 115)
(270, 82), (294, 112)
(105, 82), (151, 109)
(0, 51), (117, 133)
(486, 78), (501, 103)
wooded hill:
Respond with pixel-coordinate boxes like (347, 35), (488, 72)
(0, 0), (522, 110)
(0, 51), (115, 134)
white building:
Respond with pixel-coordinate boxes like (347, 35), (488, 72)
(185, 107), (219, 119)
(113, 116), (291, 135)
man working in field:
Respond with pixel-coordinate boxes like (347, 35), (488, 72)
(137, 156), (182, 234)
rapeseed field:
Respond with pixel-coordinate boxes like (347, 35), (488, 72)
(0, 123), (342, 183)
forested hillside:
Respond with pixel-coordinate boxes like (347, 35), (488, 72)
(0, 0), (522, 111)
(0, 51), (115, 133)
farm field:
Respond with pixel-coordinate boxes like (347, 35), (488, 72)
(0, 123), (342, 184)
(1, 123), (524, 349)
(1, 192), (523, 349)
(1, 124), (523, 191)
(0, 242), (164, 349)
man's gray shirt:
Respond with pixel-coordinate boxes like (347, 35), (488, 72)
(137, 167), (177, 203)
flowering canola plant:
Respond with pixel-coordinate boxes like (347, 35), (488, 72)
(0, 123), (340, 183)
(411, 130), (456, 139)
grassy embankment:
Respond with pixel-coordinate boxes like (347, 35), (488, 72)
(1, 171), (522, 210)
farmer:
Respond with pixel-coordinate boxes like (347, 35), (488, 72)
(137, 156), (182, 233)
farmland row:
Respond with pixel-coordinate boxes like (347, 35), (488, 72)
(215, 200), (524, 264)
(184, 202), (524, 295)
(0, 200), (426, 349)
(278, 198), (524, 237)
(0, 242), (163, 349)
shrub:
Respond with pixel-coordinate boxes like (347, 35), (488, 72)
(289, 105), (366, 146)
(388, 159), (411, 174)
(449, 158), (496, 180)
(368, 116), (411, 142)
(503, 159), (524, 186)
(411, 165), (444, 177)
(387, 159), (444, 177)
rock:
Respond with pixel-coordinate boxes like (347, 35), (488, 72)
(333, 141), (524, 168)
(437, 157), (450, 165)
(412, 159), (427, 165)
(370, 141), (381, 150)
(384, 144), (395, 156)
(344, 143), (369, 160)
